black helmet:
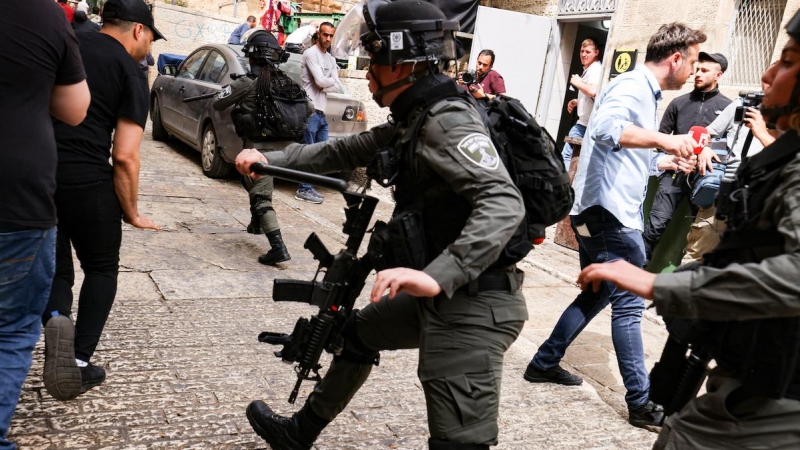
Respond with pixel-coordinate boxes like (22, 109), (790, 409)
(332, 0), (459, 66)
(762, 9), (800, 122)
(243, 30), (289, 63)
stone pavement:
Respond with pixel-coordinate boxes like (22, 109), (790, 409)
(8, 125), (668, 449)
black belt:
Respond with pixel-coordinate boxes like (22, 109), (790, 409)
(456, 269), (524, 296)
(315, 109), (324, 114)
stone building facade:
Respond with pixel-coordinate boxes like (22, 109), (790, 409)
(484, 0), (800, 140)
(149, 0), (800, 141)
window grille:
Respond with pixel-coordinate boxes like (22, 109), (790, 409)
(725, 0), (787, 86)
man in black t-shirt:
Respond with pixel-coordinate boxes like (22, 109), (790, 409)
(40, 0), (164, 402)
(0, 1), (89, 447)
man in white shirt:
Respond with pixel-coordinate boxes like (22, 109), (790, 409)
(562, 38), (603, 170)
(298, 21), (343, 204)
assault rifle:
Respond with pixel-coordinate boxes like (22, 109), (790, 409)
(249, 162), (378, 404)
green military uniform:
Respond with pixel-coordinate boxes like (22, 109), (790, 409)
(651, 130), (800, 449)
(213, 74), (313, 234)
(263, 75), (529, 445)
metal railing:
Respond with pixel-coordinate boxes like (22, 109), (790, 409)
(725, 0), (787, 87)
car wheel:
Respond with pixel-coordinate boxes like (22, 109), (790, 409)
(200, 123), (232, 178)
(151, 97), (168, 141)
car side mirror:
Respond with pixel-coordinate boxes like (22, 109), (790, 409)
(163, 64), (177, 76)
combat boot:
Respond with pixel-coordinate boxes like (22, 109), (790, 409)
(246, 207), (263, 235)
(246, 400), (328, 450)
(258, 230), (290, 265)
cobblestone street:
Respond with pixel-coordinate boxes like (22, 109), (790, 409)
(8, 123), (668, 449)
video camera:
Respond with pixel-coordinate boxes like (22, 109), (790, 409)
(734, 90), (764, 123)
(460, 70), (478, 85)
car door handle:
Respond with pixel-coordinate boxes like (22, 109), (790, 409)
(179, 86), (186, 93)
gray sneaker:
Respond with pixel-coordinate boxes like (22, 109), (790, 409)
(43, 315), (82, 401)
(295, 187), (324, 204)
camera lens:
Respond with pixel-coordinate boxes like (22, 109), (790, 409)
(461, 70), (476, 84)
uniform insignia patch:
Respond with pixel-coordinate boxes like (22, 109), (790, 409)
(217, 85), (232, 99)
(456, 133), (500, 170)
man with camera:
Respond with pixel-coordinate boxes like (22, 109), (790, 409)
(577, 12), (800, 447)
(458, 48), (505, 101)
(642, 52), (732, 262)
(680, 89), (776, 263)
(561, 37), (603, 170)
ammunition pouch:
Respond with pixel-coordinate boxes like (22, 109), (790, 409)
(713, 317), (800, 400)
(367, 211), (428, 271)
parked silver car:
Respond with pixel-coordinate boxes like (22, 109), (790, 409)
(150, 43), (367, 178)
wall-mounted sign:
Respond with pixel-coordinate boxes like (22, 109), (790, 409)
(610, 49), (636, 78)
(558, 0), (618, 16)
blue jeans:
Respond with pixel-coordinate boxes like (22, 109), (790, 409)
(530, 206), (650, 408)
(562, 123), (586, 171)
(299, 111), (328, 191)
(0, 227), (56, 450)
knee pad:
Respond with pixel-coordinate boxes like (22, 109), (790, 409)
(254, 205), (274, 216)
(252, 195), (273, 215)
(428, 439), (489, 450)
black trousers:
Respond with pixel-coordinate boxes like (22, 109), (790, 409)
(643, 170), (696, 262)
(43, 179), (122, 362)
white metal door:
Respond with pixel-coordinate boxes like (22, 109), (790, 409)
(470, 6), (551, 115)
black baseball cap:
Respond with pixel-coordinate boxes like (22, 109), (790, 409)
(103, 0), (165, 41)
(698, 52), (728, 73)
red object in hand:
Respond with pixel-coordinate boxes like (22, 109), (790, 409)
(533, 236), (545, 245)
(689, 126), (710, 154)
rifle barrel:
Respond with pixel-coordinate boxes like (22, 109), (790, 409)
(182, 92), (218, 103)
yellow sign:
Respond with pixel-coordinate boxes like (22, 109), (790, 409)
(614, 52), (632, 73)
(610, 49), (637, 78)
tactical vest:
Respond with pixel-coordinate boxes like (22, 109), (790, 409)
(366, 74), (513, 271)
(391, 113), (473, 268)
(701, 129), (800, 400)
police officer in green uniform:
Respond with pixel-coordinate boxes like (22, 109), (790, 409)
(234, 1), (528, 448)
(578, 10), (800, 448)
(213, 30), (312, 265)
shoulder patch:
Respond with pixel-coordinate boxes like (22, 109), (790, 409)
(456, 133), (500, 170)
(217, 85), (232, 99)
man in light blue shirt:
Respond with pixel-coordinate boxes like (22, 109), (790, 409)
(228, 16), (256, 45)
(524, 23), (702, 431)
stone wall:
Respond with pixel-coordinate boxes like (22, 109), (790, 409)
(489, 0), (796, 125)
(151, 3), (241, 58)
(485, 0), (558, 17)
(173, 0), (357, 17)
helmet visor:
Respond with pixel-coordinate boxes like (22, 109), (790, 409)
(331, 3), (369, 59)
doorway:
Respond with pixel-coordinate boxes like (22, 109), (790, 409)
(554, 22), (608, 154)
